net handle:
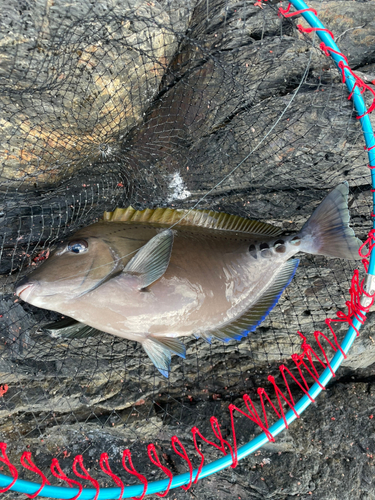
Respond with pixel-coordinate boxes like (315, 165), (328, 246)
(0, 0), (374, 497)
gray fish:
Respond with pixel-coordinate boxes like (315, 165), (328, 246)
(15, 183), (361, 377)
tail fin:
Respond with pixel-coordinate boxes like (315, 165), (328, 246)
(299, 182), (362, 260)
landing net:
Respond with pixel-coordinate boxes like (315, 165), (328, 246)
(0, 0), (374, 497)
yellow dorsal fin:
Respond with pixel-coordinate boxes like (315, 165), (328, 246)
(102, 207), (283, 237)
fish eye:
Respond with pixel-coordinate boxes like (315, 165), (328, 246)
(67, 240), (88, 254)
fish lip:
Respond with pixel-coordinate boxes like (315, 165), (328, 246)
(16, 283), (34, 301)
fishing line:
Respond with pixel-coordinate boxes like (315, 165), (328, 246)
(29, 31), (315, 285)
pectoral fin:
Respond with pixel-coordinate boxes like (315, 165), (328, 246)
(124, 229), (174, 289)
(142, 336), (186, 377)
(201, 258), (299, 343)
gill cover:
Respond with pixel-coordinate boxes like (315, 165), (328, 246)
(29, 234), (120, 298)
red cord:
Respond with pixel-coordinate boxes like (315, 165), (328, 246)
(171, 437), (193, 490)
(319, 43), (348, 64)
(192, 428), (205, 483)
(228, 393), (275, 446)
(297, 25), (335, 40)
(191, 418), (236, 470)
(278, 2), (317, 17)
(266, 376), (300, 427)
(318, 42), (375, 122)
(279, 363), (315, 402)
(0, 443), (18, 493)
(122, 450), (148, 500)
(20, 452), (51, 499)
(147, 445), (173, 497)
(72, 455), (100, 500)
(99, 453), (124, 500)
(337, 61), (375, 119)
(50, 458), (83, 500)
(295, 343), (326, 385)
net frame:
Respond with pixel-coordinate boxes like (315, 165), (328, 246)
(0, 0), (374, 497)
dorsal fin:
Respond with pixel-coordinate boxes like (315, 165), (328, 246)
(103, 206), (283, 237)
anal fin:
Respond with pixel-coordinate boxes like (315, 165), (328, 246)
(142, 336), (186, 378)
(201, 258), (299, 344)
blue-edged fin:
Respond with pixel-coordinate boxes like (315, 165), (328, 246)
(124, 229), (174, 289)
(39, 317), (102, 339)
(200, 258), (299, 344)
(298, 182), (362, 260)
(142, 336), (186, 378)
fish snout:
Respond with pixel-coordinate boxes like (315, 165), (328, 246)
(15, 276), (35, 301)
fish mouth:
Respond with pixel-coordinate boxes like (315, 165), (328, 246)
(17, 284), (34, 301)
(15, 277), (35, 302)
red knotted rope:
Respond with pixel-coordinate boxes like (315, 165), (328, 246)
(170, 437), (193, 491)
(99, 453), (124, 500)
(192, 417), (236, 471)
(280, 361), (315, 402)
(317, 39), (375, 124)
(0, 385), (8, 398)
(277, 3), (335, 43)
(122, 450), (148, 500)
(295, 343), (327, 385)
(191, 428), (205, 483)
(72, 455), (100, 500)
(359, 230), (375, 273)
(147, 445), (173, 497)
(20, 452), (51, 499)
(228, 392), (276, 447)
(360, 229), (375, 259)
(262, 377), (300, 428)
(50, 458), (83, 500)
(338, 61), (375, 119)
(293, 21), (375, 124)
(0, 443), (18, 493)
(278, 2), (317, 17)
(297, 24), (335, 40)
(319, 42), (348, 64)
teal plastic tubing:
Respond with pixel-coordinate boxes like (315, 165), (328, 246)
(0, 0), (374, 497)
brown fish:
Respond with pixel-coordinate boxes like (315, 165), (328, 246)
(15, 183), (361, 376)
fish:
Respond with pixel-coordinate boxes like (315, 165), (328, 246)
(15, 183), (361, 377)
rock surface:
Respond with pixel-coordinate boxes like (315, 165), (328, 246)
(0, 0), (375, 499)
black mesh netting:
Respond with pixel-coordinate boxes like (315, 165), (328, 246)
(0, 0), (375, 496)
